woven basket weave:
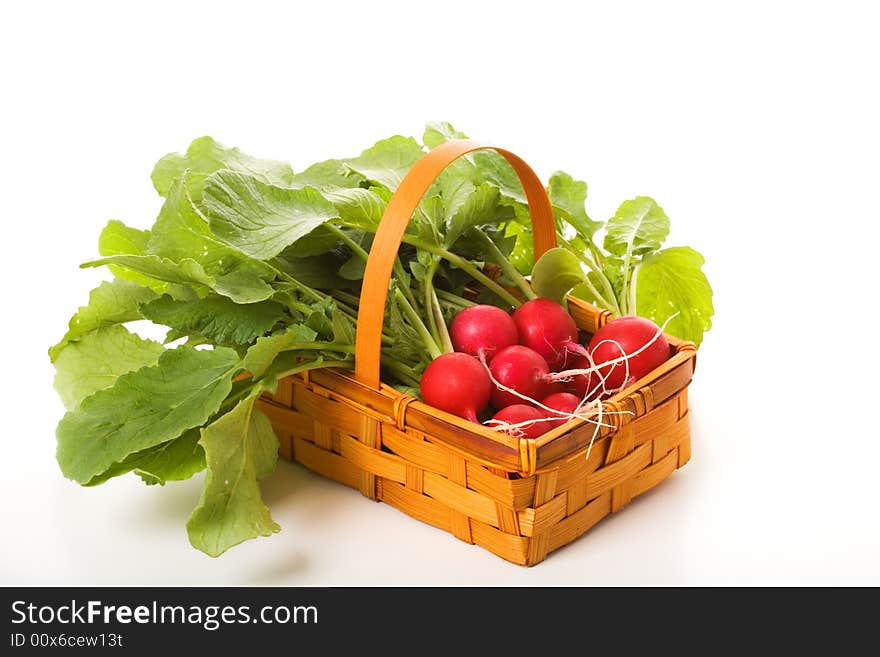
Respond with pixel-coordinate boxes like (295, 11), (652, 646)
(256, 141), (698, 566)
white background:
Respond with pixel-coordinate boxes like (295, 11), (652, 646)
(2, 0), (878, 586)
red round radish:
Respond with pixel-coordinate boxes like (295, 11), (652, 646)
(419, 352), (490, 423)
(488, 345), (562, 410)
(563, 354), (601, 401)
(489, 404), (548, 439)
(449, 304), (518, 361)
(588, 316), (670, 392)
(512, 298), (580, 370)
(539, 392), (583, 430)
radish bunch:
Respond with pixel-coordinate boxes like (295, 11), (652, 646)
(419, 298), (672, 439)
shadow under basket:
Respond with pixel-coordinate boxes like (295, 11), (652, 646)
(256, 296), (696, 566)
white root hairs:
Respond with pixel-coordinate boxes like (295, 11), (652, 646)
(480, 313), (679, 462)
(549, 313), (679, 388)
(478, 352), (629, 448)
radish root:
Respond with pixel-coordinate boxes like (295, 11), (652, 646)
(478, 314), (679, 462)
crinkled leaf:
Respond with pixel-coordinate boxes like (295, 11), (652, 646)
(147, 175), (230, 267)
(186, 394), (280, 557)
(82, 254), (213, 288)
(87, 428), (205, 487)
(56, 346), (240, 484)
(445, 183), (500, 247)
(423, 121), (468, 149)
(505, 220), (534, 275)
(97, 220), (172, 292)
(243, 324), (328, 378)
(98, 219), (150, 257)
(202, 171), (340, 260)
(636, 247), (714, 346)
(140, 295), (286, 346)
(603, 196), (670, 257)
(322, 186), (386, 230)
(273, 253), (354, 290)
(151, 136), (294, 201)
(548, 171), (603, 239)
(345, 136), (424, 191)
(471, 151), (527, 205)
(530, 247), (587, 305)
(291, 159), (364, 190)
(280, 225), (342, 257)
(49, 279), (158, 361)
(211, 268), (276, 304)
(53, 325), (165, 411)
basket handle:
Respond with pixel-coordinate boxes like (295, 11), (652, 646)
(354, 139), (558, 389)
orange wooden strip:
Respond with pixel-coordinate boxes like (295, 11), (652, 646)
(548, 492), (613, 554)
(422, 472), (499, 528)
(338, 433), (406, 484)
(293, 437), (360, 490)
(380, 481), (451, 534)
(585, 442), (652, 501)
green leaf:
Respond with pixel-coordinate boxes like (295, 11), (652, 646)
(211, 268), (276, 304)
(345, 136), (424, 191)
(49, 279), (158, 361)
(280, 225), (342, 257)
(53, 325), (166, 411)
(505, 221), (534, 275)
(603, 196), (670, 257)
(635, 247), (714, 346)
(548, 171), (603, 239)
(147, 175), (229, 267)
(471, 151), (527, 204)
(82, 254), (214, 292)
(56, 346), (240, 484)
(140, 295), (286, 346)
(84, 253), (276, 304)
(243, 324), (324, 378)
(97, 220), (171, 292)
(146, 175), (279, 303)
(99, 219), (150, 256)
(273, 254), (354, 290)
(445, 183), (500, 247)
(151, 136), (294, 201)
(186, 394), (280, 557)
(530, 247), (587, 304)
(423, 121), (468, 149)
(291, 159), (364, 190)
(86, 428), (206, 487)
(322, 186), (386, 230)
(202, 171), (340, 260)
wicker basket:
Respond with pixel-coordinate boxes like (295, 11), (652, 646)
(256, 140), (698, 566)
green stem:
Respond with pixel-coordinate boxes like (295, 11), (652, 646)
(435, 288), (476, 309)
(403, 235), (522, 309)
(380, 354), (422, 388)
(325, 223), (369, 261)
(431, 287), (454, 353)
(471, 228), (537, 301)
(394, 256), (420, 310)
(393, 287), (442, 359)
(627, 264), (640, 317)
(273, 359), (353, 382)
(423, 259), (442, 347)
(267, 263), (327, 305)
(557, 235), (621, 315)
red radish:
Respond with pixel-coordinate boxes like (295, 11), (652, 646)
(563, 354), (600, 401)
(489, 404), (548, 439)
(419, 352), (490, 423)
(512, 298), (582, 370)
(449, 304), (518, 361)
(488, 345), (562, 409)
(539, 392), (583, 430)
(587, 316), (670, 391)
